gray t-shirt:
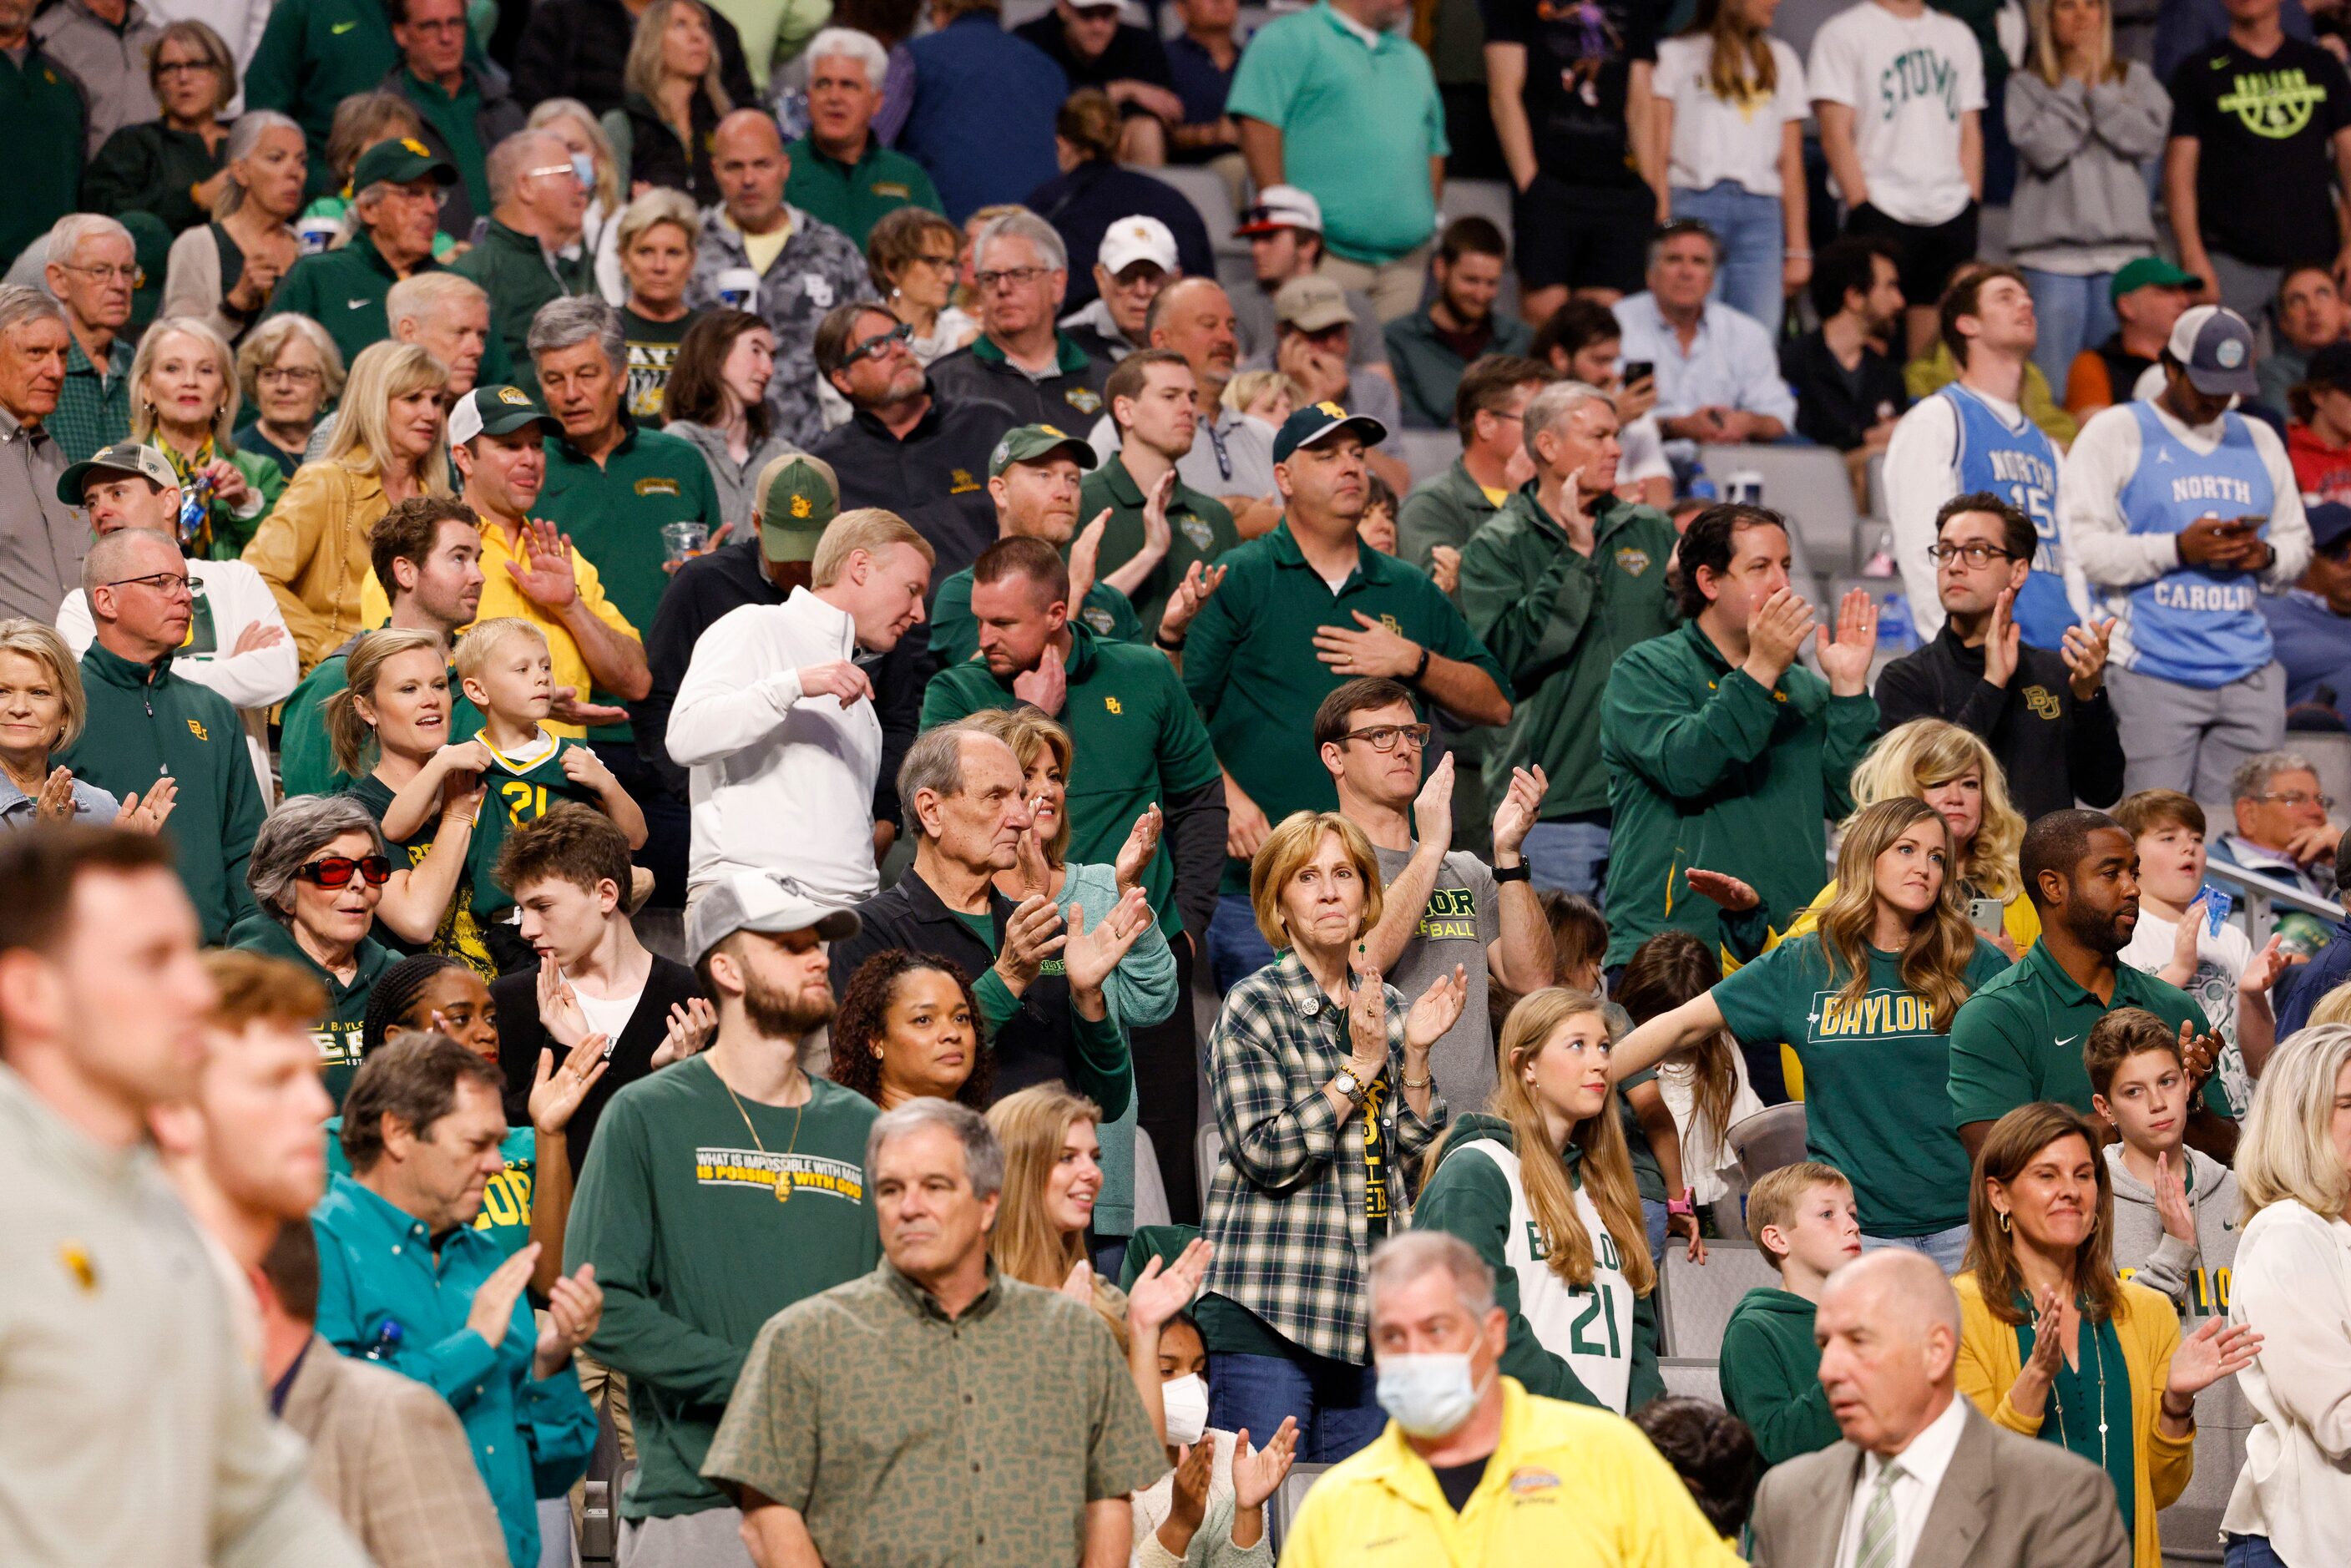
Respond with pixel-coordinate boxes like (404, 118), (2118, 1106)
(1374, 842), (1501, 1113)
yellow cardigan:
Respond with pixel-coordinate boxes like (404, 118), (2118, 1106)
(240, 460), (389, 673)
(1954, 1271), (2195, 1568)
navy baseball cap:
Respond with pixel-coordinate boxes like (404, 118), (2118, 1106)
(1272, 401), (1389, 465)
(2166, 305), (2259, 398)
(2309, 502), (2351, 554)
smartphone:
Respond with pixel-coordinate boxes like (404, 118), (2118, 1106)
(1621, 360), (1654, 386)
(1968, 898), (2005, 937)
(2219, 515), (2268, 534)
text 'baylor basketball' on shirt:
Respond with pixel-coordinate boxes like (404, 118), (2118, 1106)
(2105, 401), (2278, 686)
(1940, 383), (2075, 647)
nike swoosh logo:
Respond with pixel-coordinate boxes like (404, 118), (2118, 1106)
(348, 298), (371, 310)
(331, 18), (357, 32)
(2054, 1034), (2079, 1047)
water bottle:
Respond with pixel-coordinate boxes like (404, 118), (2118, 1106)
(1877, 591), (1916, 655)
(177, 471), (214, 554)
(361, 1318), (404, 1361)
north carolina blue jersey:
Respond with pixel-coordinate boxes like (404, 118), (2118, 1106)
(2108, 401), (2276, 688)
(1942, 384), (2075, 647)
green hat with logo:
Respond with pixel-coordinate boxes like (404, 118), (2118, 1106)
(351, 135), (457, 193)
(448, 384), (559, 444)
(2110, 255), (2202, 304)
(57, 440), (177, 504)
(755, 453), (839, 562)
(987, 423), (1097, 478)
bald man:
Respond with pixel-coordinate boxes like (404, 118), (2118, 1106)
(685, 109), (873, 447)
(1747, 1251), (2130, 1568)
(453, 129), (599, 365)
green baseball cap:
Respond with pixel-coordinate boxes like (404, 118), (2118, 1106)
(58, 440), (176, 504)
(2110, 255), (2201, 303)
(351, 135), (457, 193)
(755, 453), (839, 562)
(987, 423), (1097, 478)
(449, 385), (559, 444)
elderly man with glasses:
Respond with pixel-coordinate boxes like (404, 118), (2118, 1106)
(55, 526), (267, 944)
(41, 214), (139, 463)
(2210, 750), (2348, 900)
(928, 209), (1115, 435)
(453, 129), (598, 367)
(266, 137), (458, 369)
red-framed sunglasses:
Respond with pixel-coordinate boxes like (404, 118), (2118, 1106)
(296, 855), (393, 888)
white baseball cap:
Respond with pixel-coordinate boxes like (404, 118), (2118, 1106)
(1098, 215), (1178, 277)
(1235, 185), (1323, 237)
(685, 870), (861, 963)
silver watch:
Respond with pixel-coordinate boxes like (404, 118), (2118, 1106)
(1332, 1067), (1368, 1105)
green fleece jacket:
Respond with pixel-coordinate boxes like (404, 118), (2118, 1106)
(1456, 485), (1679, 815)
(1718, 1286), (1842, 1466)
(1596, 619), (1878, 967)
(58, 641), (265, 944)
(1413, 1113), (1663, 1414)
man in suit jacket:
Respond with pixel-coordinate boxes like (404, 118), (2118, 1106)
(1750, 1250), (2130, 1568)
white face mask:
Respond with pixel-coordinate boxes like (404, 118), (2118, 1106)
(1375, 1352), (1481, 1438)
(1161, 1373), (1210, 1447)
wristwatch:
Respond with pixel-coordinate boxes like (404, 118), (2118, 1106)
(1332, 1067), (1369, 1106)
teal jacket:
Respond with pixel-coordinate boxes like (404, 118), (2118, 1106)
(57, 641), (265, 944)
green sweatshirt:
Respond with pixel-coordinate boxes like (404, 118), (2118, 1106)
(1596, 620), (1878, 967)
(264, 232), (445, 372)
(451, 217), (598, 369)
(1413, 1114), (1663, 1415)
(1718, 1287), (1843, 1467)
(1457, 485), (1679, 815)
(228, 913), (396, 1107)
(565, 1060), (882, 1520)
(57, 642), (265, 945)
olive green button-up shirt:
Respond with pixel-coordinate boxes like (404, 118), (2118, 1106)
(703, 1259), (1165, 1568)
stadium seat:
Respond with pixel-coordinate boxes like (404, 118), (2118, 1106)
(1697, 443), (1861, 576)
(1268, 1461), (1331, 1555)
(1196, 1122), (1224, 1216)
(1136, 163), (1246, 252)
(1724, 1102), (1809, 1187)
(1132, 1125), (1172, 1229)
(1657, 1239), (1780, 1358)
(1659, 1357), (1723, 1407)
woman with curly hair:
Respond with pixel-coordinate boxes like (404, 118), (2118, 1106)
(828, 949), (994, 1110)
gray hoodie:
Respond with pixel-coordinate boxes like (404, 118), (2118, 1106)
(2103, 1141), (2239, 1322)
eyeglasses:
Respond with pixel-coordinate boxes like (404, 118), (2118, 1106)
(2255, 790), (2335, 811)
(59, 262), (139, 286)
(909, 252), (959, 270)
(377, 184), (451, 210)
(1342, 722), (1431, 753)
(975, 266), (1051, 291)
(524, 162), (584, 185)
(154, 58), (218, 77)
(842, 322), (913, 366)
(296, 854), (393, 888)
(1925, 542), (2017, 567)
(258, 365), (323, 387)
(104, 570), (193, 597)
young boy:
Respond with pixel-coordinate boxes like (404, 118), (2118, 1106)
(2112, 789), (2285, 1117)
(2086, 1007), (2241, 1323)
(1718, 1161), (1861, 1467)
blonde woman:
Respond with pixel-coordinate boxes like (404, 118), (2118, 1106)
(618, 0), (731, 205)
(1954, 1101), (2257, 1568)
(986, 1083), (1213, 1442)
(865, 205), (977, 367)
(527, 98), (629, 302)
(162, 109), (308, 348)
(1414, 986), (1663, 1414)
(131, 316), (286, 558)
(2222, 1025), (2351, 1568)
(613, 186), (702, 419)
(244, 341), (451, 670)
(0, 619), (174, 831)
(1614, 797), (2008, 1270)
(234, 314), (344, 480)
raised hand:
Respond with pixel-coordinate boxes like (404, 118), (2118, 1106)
(1814, 588), (1878, 696)
(650, 996), (716, 1068)
(1982, 588), (2020, 690)
(1063, 888), (1153, 997)
(1231, 1419), (1301, 1513)
(1347, 953), (1389, 1076)
(2283, 819), (2343, 867)
(1013, 811), (1054, 899)
(204, 456), (250, 509)
(1683, 867), (1761, 913)
(529, 1031), (611, 1136)
(797, 660), (875, 708)
(2177, 1019), (2223, 1086)
(536, 955), (591, 1048)
(230, 619), (287, 655)
(2241, 933), (2290, 999)
(535, 1263), (604, 1377)
(1490, 765), (1545, 862)
(1413, 751), (1455, 852)
(1113, 803), (1163, 895)
(549, 686), (631, 727)
(1742, 587), (1813, 688)
(1060, 1257), (1096, 1305)
(35, 765), (77, 823)
(115, 774), (179, 835)
(994, 894), (1066, 993)
(2166, 1316), (2262, 1400)
(1141, 469), (1175, 558)
(1127, 1237), (1213, 1334)
(1165, 1437), (1213, 1536)
(1404, 964), (1468, 1051)
(506, 519), (582, 610)
(1010, 645), (1067, 716)
(1158, 561), (1226, 645)
(2166, 898), (2205, 987)
(2153, 1151), (2197, 1244)
(466, 1244), (538, 1348)
(2061, 617), (2115, 700)
(1068, 508), (1111, 611)
(2016, 1282), (2068, 1404)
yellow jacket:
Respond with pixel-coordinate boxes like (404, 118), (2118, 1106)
(1953, 1271), (2195, 1568)
(241, 461), (388, 673)
(359, 516), (639, 740)
(1277, 1378), (1744, 1568)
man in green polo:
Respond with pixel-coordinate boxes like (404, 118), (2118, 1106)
(247, 0), (406, 192)
(928, 424), (1140, 667)
(1181, 401), (1510, 991)
(1081, 348), (1239, 636)
(453, 129), (599, 367)
(1949, 810), (2224, 1156)
(265, 138), (454, 367)
(783, 28), (941, 245)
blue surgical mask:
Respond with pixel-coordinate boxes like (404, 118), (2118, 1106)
(1375, 1352), (1480, 1438)
(570, 153), (595, 190)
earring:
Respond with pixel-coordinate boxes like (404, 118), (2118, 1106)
(1996, 1210), (2010, 1234)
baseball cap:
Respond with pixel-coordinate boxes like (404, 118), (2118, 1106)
(1272, 401), (1389, 464)
(1273, 274), (1355, 334)
(2308, 501), (2351, 554)
(1234, 185), (1323, 238)
(2166, 304), (2259, 397)
(988, 423), (1097, 478)
(58, 440), (178, 503)
(685, 870), (860, 964)
(2110, 255), (2202, 304)
(754, 453), (839, 562)
(448, 384), (559, 445)
(1098, 215), (1177, 278)
(351, 135), (457, 192)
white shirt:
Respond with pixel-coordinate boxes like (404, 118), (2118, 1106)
(1620, 412), (1673, 490)
(1088, 408), (1281, 504)
(1656, 36), (1809, 198)
(1833, 1392), (1969, 1568)
(1612, 291), (1798, 433)
(574, 986), (643, 1045)
(1808, 0), (1986, 226)
(2223, 1200), (2351, 1566)
(666, 586), (883, 900)
(2120, 903), (2256, 1113)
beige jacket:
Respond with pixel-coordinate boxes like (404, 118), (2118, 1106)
(241, 460), (386, 671)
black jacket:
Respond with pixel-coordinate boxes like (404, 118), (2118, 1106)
(632, 534), (925, 817)
(493, 954), (706, 1180)
(1023, 159), (1216, 311)
(807, 387), (1014, 585)
(510, 0), (756, 117)
(1780, 326), (1909, 452)
(619, 89), (721, 208)
(1873, 622), (2126, 820)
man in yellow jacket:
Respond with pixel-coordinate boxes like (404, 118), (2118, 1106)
(1278, 1232), (1742, 1567)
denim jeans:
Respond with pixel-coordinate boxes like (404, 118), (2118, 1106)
(1672, 180), (1786, 337)
(1641, 1197), (1671, 1268)
(2019, 267), (2118, 401)
(1206, 1349), (1386, 1464)
(1522, 820), (1611, 899)
(1206, 892), (1277, 996)
(1863, 1224), (1970, 1273)
(2223, 1535), (2288, 1568)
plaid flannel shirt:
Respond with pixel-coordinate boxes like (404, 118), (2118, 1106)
(1200, 950), (1448, 1364)
(47, 336), (132, 464)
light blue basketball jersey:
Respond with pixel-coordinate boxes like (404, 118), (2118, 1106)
(1942, 384), (2072, 647)
(2109, 401), (2275, 688)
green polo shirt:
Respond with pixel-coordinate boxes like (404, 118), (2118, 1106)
(400, 68), (491, 218)
(533, 420), (723, 741)
(1948, 939), (2222, 1130)
(227, 913), (397, 1108)
(265, 231), (442, 372)
(928, 567), (1141, 668)
(1079, 454), (1240, 635)
(919, 620), (1222, 938)
(1182, 520), (1505, 893)
(0, 47), (83, 267)
(452, 216), (599, 368)
(782, 136), (943, 246)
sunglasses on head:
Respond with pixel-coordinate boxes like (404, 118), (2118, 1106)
(296, 855), (392, 888)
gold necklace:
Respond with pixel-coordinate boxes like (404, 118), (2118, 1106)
(716, 1067), (808, 1205)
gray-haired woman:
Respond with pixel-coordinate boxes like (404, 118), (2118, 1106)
(159, 108), (307, 346)
(231, 792), (399, 1105)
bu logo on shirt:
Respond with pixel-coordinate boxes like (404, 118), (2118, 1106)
(2219, 68), (2329, 138)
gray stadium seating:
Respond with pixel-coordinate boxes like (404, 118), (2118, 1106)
(1696, 443), (1861, 577)
(1268, 1460), (1331, 1555)
(1196, 1121), (1223, 1216)
(1658, 1238), (1781, 1359)
(1659, 1356), (1724, 1408)
(1724, 1101), (1810, 1188)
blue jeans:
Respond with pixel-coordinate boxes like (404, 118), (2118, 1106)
(1206, 893), (1277, 996)
(1642, 1197), (1671, 1267)
(1673, 181), (1785, 337)
(1863, 1224), (1970, 1274)
(1521, 820), (1610, 900)
(1207, 1348), (1386, 1464)
(2020, 267), (2118, 402)
(2224, 1535), (2288, 1568)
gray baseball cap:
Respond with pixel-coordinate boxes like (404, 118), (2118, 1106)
(685, 871), (860, 964)
(2166, 304), (2259, 398)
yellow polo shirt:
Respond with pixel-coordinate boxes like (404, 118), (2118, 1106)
(358, 518), (639, 740)
(1279, 1379), (1745, 1568)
